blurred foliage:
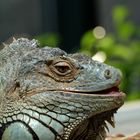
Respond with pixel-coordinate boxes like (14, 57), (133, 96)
(80, 6), (140, 100)
(34, 6), (140, 101)
(35, 33), (61, 47)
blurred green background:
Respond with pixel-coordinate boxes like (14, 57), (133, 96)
(36, 6), (140, 101)
(0, 1), (140, 101)
(80, 6), (140, 101)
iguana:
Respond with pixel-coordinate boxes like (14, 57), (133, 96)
(0, 38), (125, 140)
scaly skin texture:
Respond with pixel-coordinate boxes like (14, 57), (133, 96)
(0, 38), (125, 140)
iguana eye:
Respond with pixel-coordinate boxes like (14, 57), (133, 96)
(53, 61), (72, 75)
(46, 58), (79, 82)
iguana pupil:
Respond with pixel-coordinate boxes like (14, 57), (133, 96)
(54, 62), (71, 75)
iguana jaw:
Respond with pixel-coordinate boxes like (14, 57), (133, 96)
(68, 108), (118, 140)
(65, 87), (125, 140)
(59, 86), (123, 96)
(78, 86), (125, 97)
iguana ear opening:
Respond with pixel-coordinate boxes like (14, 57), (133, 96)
(5, 81), (21, 100)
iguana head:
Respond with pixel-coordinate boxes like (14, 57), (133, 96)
(0, 38), (125, 140)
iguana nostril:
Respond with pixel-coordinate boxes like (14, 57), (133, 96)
(104, 69), (112, 79)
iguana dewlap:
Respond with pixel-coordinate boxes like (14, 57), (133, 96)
(0, 38), (125, 140)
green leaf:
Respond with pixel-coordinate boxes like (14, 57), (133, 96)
(97, 35), (115, 52)
(80, 30), (97, 55)
(35, 33), (60, 47)
(117, 22), (135, 40)
(113, 6), (129, 25)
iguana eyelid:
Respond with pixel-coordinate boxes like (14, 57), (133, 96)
(52, 61), (72, 76)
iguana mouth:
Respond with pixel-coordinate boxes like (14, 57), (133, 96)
(86, 86), (121, 95)
(59, 86), (123, 97)
(25, 86), (122, 97)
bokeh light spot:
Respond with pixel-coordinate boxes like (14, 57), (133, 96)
(92, 51), (107, 62)
(93, 26), (106, 39)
